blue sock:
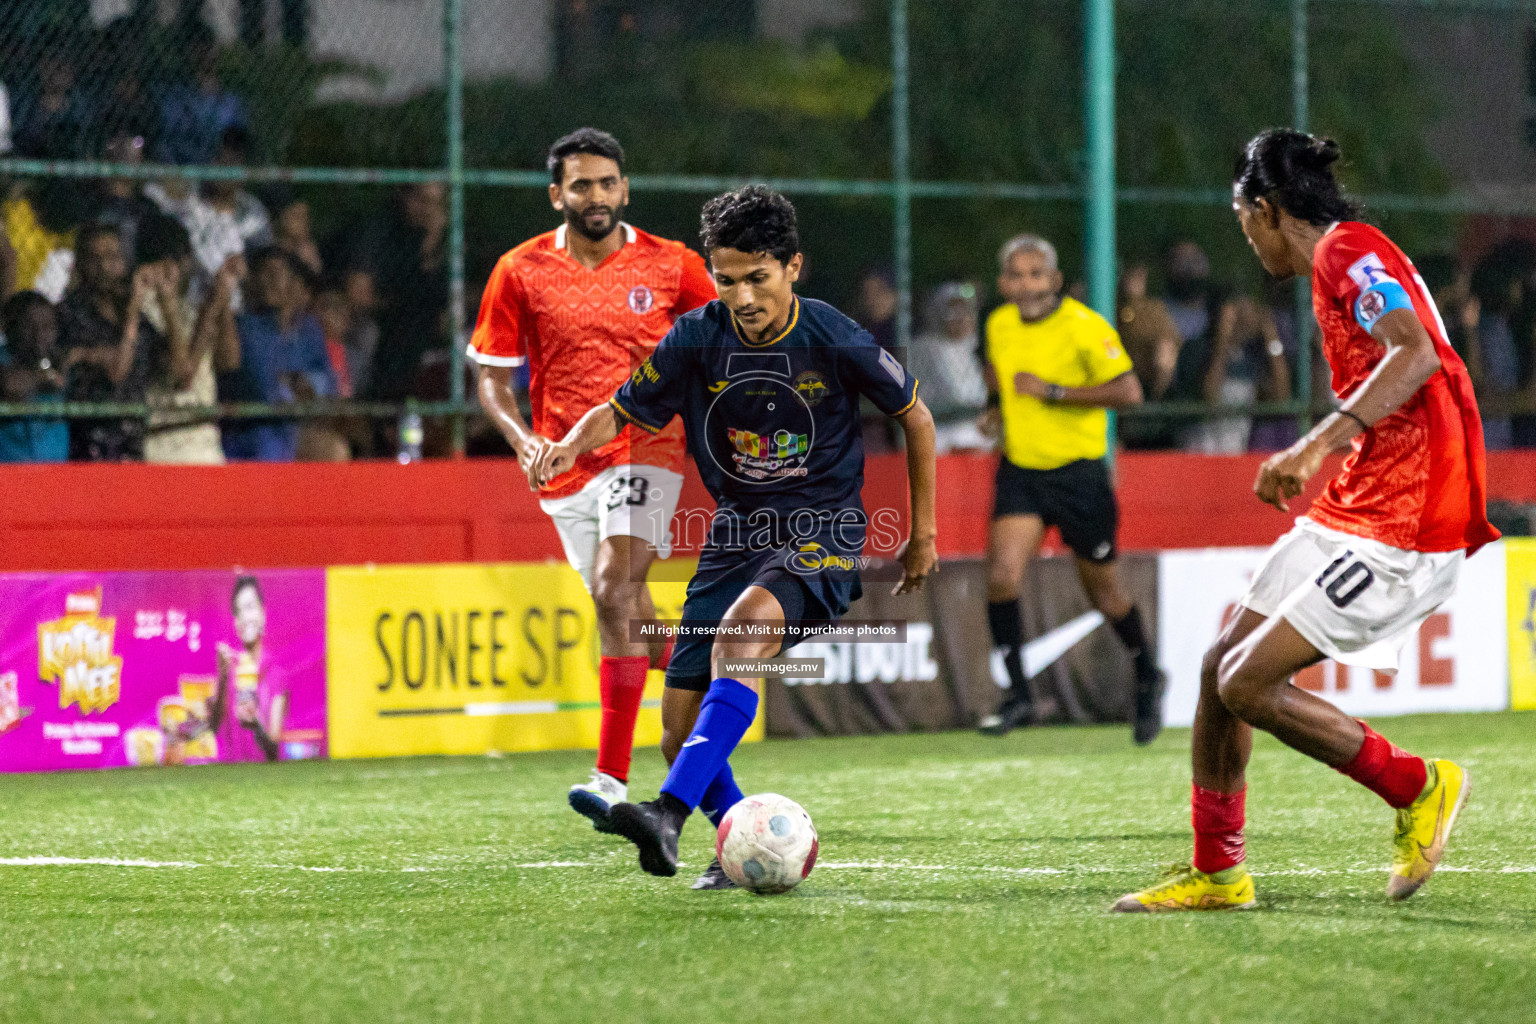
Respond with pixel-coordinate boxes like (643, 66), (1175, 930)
(661, 678), (757, 811)
(699, 762), (745, 828)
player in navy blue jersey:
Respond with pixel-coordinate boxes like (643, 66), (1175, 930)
(532, 185), (938, 886)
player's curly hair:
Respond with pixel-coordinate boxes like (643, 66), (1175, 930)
(699, 185), (800, 264)
(547, 127), (625, 185)
(1234, 128), (1361, 226)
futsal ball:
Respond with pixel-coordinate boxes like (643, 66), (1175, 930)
(716, 793), (818, 895)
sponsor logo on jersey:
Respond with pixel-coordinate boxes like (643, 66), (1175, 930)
(793, 370), (829, 407)
(630, 357), (661, 386)
(627, 285), (655, 314)
(1346, 252), (1393, 293)
(728, 427), (809, 460)
(877, 347), (905, 386)
(708, 379), (730, 392)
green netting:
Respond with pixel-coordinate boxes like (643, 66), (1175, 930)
(0, 0), (1533, 447)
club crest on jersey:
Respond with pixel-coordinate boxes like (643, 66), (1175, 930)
(628, 285), (654, 314)
(793, 370), (829, 407)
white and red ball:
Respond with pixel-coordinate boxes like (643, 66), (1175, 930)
(715, 793), (818, 895)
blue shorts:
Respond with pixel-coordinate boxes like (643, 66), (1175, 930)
(663, 538), (862, 691)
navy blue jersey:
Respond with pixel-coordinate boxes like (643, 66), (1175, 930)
(609, 296), (918, 548)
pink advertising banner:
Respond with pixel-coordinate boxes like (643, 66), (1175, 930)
(0, 569), (326, 772)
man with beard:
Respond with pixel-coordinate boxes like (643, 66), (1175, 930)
(977, 234), (1165, 744)
(471, 128), (716, 828)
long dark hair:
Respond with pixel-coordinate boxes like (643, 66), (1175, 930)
(1233, 129), (1361, 226)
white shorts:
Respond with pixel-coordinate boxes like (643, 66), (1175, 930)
(539, 463), (684, 592)
(1240, 518), (1463, 672)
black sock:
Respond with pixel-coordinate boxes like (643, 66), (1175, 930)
(987, 600), (1030, 698)
(987, 598), (1022, 648)
(1110, 607), (1157, 680)
(659, 792), (691, 829)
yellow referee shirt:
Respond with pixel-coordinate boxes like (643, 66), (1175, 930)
(985, 296), (1132, 470)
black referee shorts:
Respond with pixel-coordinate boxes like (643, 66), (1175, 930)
(992, 457), (1120, 564)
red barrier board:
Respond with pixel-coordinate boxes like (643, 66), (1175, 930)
(0, 451), (1531, 571)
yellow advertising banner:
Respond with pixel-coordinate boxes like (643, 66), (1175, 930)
(1508, 539), (1536, 711)
(325, 561), (764, 758)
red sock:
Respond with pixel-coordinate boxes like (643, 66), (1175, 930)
(1192, 784), (1246, 874)
(651, 637), (674, 673)
(595, 656), (649, 783)
(1337, 721), (1427, 808)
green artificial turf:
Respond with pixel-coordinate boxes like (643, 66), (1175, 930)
(2, 712), (1534, 1024)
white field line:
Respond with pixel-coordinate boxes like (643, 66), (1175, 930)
(0, 856), (376, 871)
(3, 856), (1535, 876)
(0, 856), (201, 868)
(820, 860), (1536, 877)
(0, 858), (616, 872)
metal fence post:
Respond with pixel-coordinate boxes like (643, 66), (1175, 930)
(445, 0), (468, 456)
(1085, 0), (1116, 451)
(891, 0), (913, 354)
(1292, 0), (1313, 429)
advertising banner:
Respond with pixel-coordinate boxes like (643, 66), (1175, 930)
(1508, 539), (1536, 711)
(765, 556), (1158, 736)
(0, 569), (328, 772)
(1157, 543), (1508, 728)
(325, 561), (763, 758)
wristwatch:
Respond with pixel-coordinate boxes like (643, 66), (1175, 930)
(1045, 384), (1067, 403)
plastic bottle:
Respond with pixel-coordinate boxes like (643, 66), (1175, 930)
(397, 411), (424, 464)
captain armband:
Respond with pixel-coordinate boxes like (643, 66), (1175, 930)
(1353, 279), (1414, 333)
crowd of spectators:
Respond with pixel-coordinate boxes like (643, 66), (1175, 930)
(3, 20), (1536, 464)
(1433, 239), (1536, 450)
(0, 16), (452, 463)
(887, 235), (1536, 458)
(0, 170), (449, 464)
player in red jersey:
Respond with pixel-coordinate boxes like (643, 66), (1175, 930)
(472, 128), (717, 830)
(1115, 130), (1497, 912)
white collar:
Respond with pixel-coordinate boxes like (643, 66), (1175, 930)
(554, 221), (635, 251)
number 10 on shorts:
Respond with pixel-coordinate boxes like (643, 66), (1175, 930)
(1315, 551), (1376, 609)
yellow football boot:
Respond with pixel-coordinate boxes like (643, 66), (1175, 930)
(1110, 863), (1257, 913)
(1388, 758), (1470, 902)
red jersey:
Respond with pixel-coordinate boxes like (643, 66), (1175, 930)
(469, 223), (716, 499)
(1307, 221), (1498, 553)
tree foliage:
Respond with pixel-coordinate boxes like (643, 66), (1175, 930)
(285, 0), (1451, 308)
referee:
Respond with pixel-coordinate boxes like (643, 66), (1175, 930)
(978, 234), (1165, 744)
